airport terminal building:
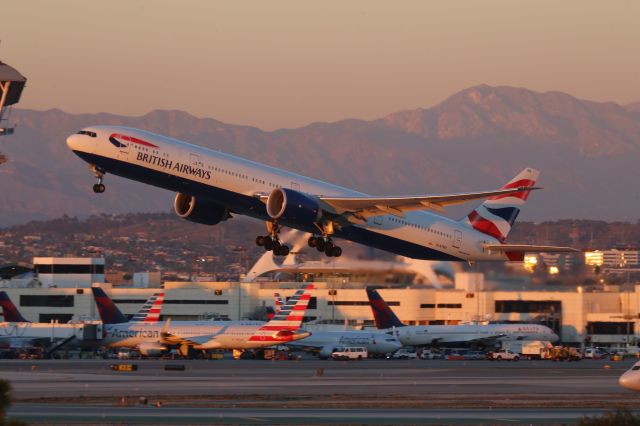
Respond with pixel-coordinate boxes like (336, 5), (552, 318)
(2, 257), (639, 347)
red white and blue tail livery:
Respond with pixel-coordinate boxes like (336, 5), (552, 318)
(465, 168), (539, 243)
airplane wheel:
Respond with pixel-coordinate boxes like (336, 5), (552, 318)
(316, 239), (326, 252)
(324, 241), (334, 253)
(93, 183), (105, 193)
(256, 236), (266, 246)
(272, 239), (281, 251)
(277, 245), (290, 256)
(308, 236), (318, 248)
(264, 239), (274, 251)
(330, 246), (342, 257)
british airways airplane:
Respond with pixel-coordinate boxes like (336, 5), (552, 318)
(66, 127), (575, 260)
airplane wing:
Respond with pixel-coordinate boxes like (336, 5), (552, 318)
(483, 244), (579, 253)
(259, 186), (538, 219)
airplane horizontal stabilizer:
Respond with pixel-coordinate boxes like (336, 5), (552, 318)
(483, 244), (579, 253)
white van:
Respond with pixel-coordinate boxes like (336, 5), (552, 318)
(331, 347), (368, 360)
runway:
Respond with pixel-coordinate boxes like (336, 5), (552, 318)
(2, 358), (639, 425)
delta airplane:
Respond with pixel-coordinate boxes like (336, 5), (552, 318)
(92, 285), (313, 356)
(272, 293), (402, 358)
(619, 361), (640, 392)
(67, 127), (576, 260)
(366, 288), (558, 347)
(0, 291), (92, 350)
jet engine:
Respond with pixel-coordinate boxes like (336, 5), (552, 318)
(173, 193), (231, 225)
(266, 188), (322, 225)
(318, 345), (336, 360)
(137, 342), (167, 357)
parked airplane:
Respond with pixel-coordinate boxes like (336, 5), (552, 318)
(619, 361), (640, 392)
(67, 127), (576, 260)
(366, 288), (558, 347)
(0, 291), (94, 351)
(92, 285), (313, 356)
(272, 292), (402, 358)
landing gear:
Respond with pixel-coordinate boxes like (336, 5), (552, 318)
(308, 235), (342, 258)
(255, 221), (291, 257)
(92, 182), (105, 193)
(90, 165), (106, 194)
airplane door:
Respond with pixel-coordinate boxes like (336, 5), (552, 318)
(117, 138), (129, 161)
(453, 230), (462, 249)
(190, 153), (200, 168)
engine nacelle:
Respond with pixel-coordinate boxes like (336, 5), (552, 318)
(173, 193), (230, 225)
(266, 188), (322, 225)
(137, 342), (167, 357)
(318, 345), (337, 360)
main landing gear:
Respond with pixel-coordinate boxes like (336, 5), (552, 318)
(308, 236), (342, 258)
(90, 165), (106, 193)
(255, 221), (291, 257)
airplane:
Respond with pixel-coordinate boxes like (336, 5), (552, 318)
(272, 292), (402, 358)
(365, 288), (558, 347)
(91, 285), (313, 356)
(66, 127), (577, 260)
(619, 361), (640, 392)
(0, 291), (91, 351)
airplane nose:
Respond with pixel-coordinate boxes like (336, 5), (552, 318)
(619, 372), (636, 391)
(66, 134), (81, 151)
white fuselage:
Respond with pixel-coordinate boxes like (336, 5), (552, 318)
(393, 323), (559, 347)
(66, 126), (509, 261)
(619, 361), (640, 392)
(103, 320), (305, 350)
(292, 330), (402, 355)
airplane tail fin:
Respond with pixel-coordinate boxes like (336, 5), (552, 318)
(131, 292), (164, 323)
(462, 168), (540, 242)
(0, 291), (29, 322)
(365, 287), (405, 329)
(250, 284), (313, 344)
(91, 287), (129, 324)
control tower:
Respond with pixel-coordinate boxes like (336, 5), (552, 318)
(0, 61), (27, 165)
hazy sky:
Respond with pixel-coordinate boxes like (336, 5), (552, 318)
(2, 0), (639, 130)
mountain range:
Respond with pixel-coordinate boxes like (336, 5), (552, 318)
(1, 84), (639, 226)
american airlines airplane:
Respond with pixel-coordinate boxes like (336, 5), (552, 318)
(92, 285), (313, 356)
(366, 288), (558, 347)
(66, 127), (576, 260)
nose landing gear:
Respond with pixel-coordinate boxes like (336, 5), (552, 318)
(90, 165), (106, 193)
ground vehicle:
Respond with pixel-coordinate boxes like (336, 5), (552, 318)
(463, 350), (485, 360)
(419, 350), (445, 360)
(490, 349), (520, 361)
(583, 348), (606, 360)
(386, 348), (418, 360)
(543, 346), (581, 361)
(331, 347), (368, 360)
(503, 340), (550, 360)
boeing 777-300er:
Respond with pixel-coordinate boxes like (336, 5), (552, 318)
(92, 285), (313, 356)
(366, 288), (558, 347)
(67, 127), (576, 260)
(272, 292), (402, 358)
(619, 361), (640, 392)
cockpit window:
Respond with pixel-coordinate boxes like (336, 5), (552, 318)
(77, 130), (97, 137)
(632, 366), (640, 370)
